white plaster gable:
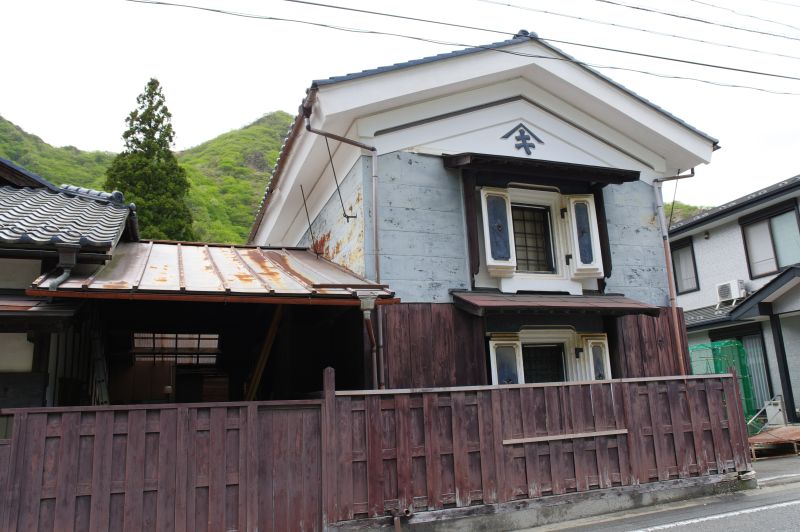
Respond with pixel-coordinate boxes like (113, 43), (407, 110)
(368, 99), (654, 174)
(253, 36), (718, 246)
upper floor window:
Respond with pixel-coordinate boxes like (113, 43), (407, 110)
(740, 201), (800, 278)
(480, 187), (604, 287)
(671, 238), (698, 294)
(512, 205), (555, 273)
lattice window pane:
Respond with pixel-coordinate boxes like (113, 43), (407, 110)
(511, 205), (554, 272)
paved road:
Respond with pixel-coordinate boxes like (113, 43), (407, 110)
(533, 482), (800, 532)
(523, 454), (800, 532)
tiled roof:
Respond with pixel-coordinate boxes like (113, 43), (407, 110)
(683, 303), (739, 329)
(0, 186), (133, 250)
(30, 241), (394, 304)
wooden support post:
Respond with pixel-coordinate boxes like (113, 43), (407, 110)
(245, 305), (283, 401)
(322, 367), (336, 527)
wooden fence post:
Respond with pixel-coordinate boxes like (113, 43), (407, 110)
(322, 367), (337, 528)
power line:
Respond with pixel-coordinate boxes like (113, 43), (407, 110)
(272, 0), (800, 80)
(477, 0), (800, 61)
(592, 0), (800, 42)
(543, 38), (800, 82)
(686, 0), (800, 33)
(124, 0), (800, 94)
(753, 0), (800, 7)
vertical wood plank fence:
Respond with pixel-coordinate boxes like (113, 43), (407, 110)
(0, 401), (322, 532)
(330, 374), (752, 521)
(0, 372), (751, 530)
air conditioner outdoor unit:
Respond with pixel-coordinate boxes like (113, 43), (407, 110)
(716, 279), (746, 305)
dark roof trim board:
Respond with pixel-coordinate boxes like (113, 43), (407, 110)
(0, 157), (59, 190)
(729, 266), (800, 320)
(670, 175), (800, 237)
(444, 153), (640, 185)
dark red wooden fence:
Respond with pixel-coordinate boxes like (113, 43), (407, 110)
(0, 373), (751, 530)
(0, 402), (322, 532)
(614, 308), (691, 378)
(330, 374), (751, 520)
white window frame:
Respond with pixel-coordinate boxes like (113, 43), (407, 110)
(580, 335), (612, 381)
(489, 330), (611, 384)
(479, 188), (517, 277)
(489, 339), (523, 385)
(479, 187), (604, 294)
(565, 195), (604, 279)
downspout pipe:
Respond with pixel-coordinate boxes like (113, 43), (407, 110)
(653, 169), (694, 375)
(49, 244), (80, 291)
(304, 107), (385, 388)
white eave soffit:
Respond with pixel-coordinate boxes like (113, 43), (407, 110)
(313, 40), (715, 168)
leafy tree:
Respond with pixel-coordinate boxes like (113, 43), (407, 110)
(105, 78), (194, 240)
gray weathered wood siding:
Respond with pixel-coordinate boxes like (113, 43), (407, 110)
(306, 152), (669, 306)
(299, 157), (366, 276)
(364, 152), (471, 302)
(603, 180), (669, 306)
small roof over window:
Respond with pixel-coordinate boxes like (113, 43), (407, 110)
(452, 291), (659, 317)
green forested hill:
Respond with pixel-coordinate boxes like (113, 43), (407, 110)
(0, 111), (293, 243)
(178, 112), (292, 243)
(0, 115), (115, 188)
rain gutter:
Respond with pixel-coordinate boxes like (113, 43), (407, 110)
(653, 169), (694, 375)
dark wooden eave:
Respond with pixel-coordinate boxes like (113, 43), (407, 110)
(452, 291), (660, 317)
(444, 153), (640, 189)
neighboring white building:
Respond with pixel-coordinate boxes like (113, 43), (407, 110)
(669, 176), (800, 422)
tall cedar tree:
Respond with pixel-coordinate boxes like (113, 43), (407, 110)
(105, 79), (194, 240)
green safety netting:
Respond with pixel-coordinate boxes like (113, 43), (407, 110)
(689, 340), (759, 425)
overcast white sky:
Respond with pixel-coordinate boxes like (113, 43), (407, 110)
(2, 0), (799, 206)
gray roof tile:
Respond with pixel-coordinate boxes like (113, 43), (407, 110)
(0, 186), (132, 249)
(684, 302), (740, 329)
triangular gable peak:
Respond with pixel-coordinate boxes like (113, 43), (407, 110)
(251, 32), (717, 245)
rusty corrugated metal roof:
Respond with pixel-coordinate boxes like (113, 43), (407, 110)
(452, 291), (659, 317)
(28, 241), (394, 304)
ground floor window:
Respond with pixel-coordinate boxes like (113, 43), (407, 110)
(110, 332), (226, 404)
(489, 330), (610, 384)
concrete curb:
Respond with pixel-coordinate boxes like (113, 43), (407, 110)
(330, 474), (756, 531)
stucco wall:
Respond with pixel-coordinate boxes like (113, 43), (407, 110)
(302, 152), (675, 306)
(0, 333), (34, 372)
(364, 152), (470, 302)
(299, 158), (366, 276)
(676, 220), (775, 311)
(0, 258), (41, 289)
(603, 180), (669, 306)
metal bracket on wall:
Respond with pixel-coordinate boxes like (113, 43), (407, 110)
(324, 137), (357, 223)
